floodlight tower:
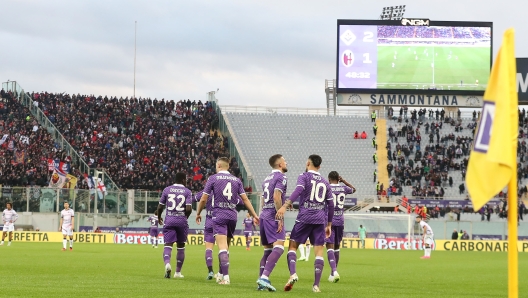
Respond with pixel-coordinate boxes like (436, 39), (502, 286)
(379, 5), (406, 20)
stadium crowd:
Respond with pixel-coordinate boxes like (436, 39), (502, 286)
(0, 90), (58, 188)
(377, 26), (491, 40)
(384, 107), (476, 200)
(0, 88), (244, 193)
(29, 91), (241, 192)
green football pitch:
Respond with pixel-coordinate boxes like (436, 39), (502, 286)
(377, 46), (490, 91)
(2, 243), (527, 297)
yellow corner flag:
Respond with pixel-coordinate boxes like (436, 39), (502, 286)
(466, 29), (518, 298)
(467, 29), (518, 211)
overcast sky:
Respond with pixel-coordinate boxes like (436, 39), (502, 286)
(1, 0), (527, 108)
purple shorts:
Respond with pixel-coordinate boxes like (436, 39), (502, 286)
(204, 217), (215, 243)
(149, 227), (159, 237)
(260, 218), (286, 246)
(324, 225), (344, 246)
(290, 222), (326, 246)
(244, 231), (253, 237)
(213, 217), (237, 238)
(163, 224), (188, 244)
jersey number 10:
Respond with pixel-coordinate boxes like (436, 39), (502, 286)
(309, 180), (327, 203)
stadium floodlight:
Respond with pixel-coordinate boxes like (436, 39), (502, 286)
(379, 5), (406, 20)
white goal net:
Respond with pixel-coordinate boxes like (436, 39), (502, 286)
(344, 213), (419, 249)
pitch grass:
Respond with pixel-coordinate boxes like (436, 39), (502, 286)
(377, 45), (490, 90)
(2, 243), (527, 297)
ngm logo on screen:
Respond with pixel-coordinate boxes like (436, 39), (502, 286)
(401, 18), (430, 26)
(474, 101), (495, 153)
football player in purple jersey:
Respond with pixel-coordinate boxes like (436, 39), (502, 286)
(255, 154), (289, 291)
(243, 213), (256, 251)
(325, 171), (355, 283)
(157, 173), (193, 279)
(196, 157), (259, 285)
(280, 155), (334, 293)
(147, 210), (160, 248)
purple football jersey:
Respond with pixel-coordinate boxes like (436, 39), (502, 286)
(203, 170), (245, 221)
(159, 184), (192, 226)
(292, 171), (333, 225)
(243, 217), (254, 232)
(147, 215), (159, 227)
(329, 184), (354, 226)
(194, 190), (214, 219)
(260, 170), (288, 221)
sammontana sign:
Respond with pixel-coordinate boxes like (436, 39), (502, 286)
(337, 93), (483, 107)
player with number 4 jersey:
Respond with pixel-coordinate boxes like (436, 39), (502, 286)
(196, 157), (259, 285)
(157, 173), (193, 279)
(325, 171), (356, 283)
(282, 155), (335, 293)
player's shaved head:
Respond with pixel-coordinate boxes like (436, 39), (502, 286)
(175, 172), (186, 185)
(216, 157), (230, 170)
(308, 154), (322, 168)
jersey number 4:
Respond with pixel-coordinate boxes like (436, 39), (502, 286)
(167, 194), (185, 211)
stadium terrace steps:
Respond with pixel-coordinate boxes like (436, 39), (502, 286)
(375, 119), (389, 189)
(223, 112), (376, 196)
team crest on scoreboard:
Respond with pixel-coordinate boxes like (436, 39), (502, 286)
(473, 101), (494, 153)
(342, 50), (354, 67)
(340, 30), (356, 45)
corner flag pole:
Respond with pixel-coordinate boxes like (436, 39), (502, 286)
(508, 158), (518, 297)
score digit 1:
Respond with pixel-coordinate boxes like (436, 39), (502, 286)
(363, 53), (372, 64)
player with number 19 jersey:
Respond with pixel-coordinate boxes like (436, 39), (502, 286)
(290, 171), (333, 245)
(159, 184), (193, 244)
(325, 184), (354, 245)
(259, 170), (287, 245)
(203, 170), (246, 238)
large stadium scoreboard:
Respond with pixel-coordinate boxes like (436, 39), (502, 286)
(334, 19), (493, 107)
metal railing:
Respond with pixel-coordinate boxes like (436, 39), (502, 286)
(0, 187), (127, 214)
(220, 104), (368, 116)
(2, 81), (120, 191)
(208, 91), (259, 201)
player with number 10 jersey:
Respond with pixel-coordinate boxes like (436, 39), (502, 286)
(284, 155), (335, 293)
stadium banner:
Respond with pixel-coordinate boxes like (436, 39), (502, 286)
(436, 240), (528, 252)
(406, 199), (500, 208)
(337, 93), (483, 107)
(518, 58), (528, 102)
(113, 233), (263, 246)
(11, 232), (113, 243)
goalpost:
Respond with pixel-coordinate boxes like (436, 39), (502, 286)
(343, 213), (418, 249)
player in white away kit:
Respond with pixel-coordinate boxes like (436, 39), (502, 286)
(417, 215), (433, 259)
(1, 202), (18, 246)
(59, 202), (75, 251)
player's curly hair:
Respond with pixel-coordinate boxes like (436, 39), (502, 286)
(328, 171), (339, 181)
